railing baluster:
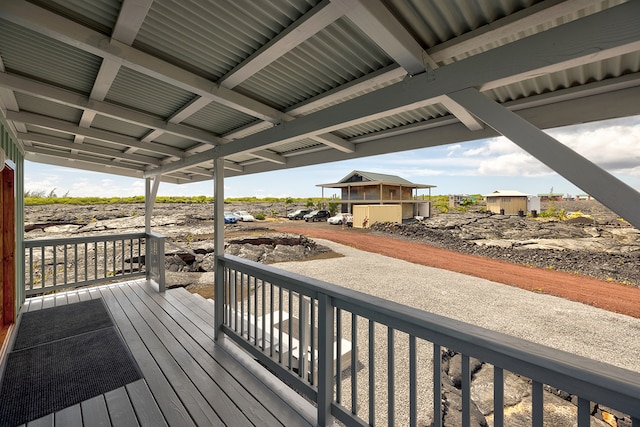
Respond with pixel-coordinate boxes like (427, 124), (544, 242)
(233, 270), (238, 332)
(388, 326), (394, 427)
(261, 279), (266, 350)
(532, 381), (543, 427)
(494, 366), (504, 427)
(310, 298), (316, 384)
(137, 237), (141, 273)
(52, 244), (57, 288)
(93, 241), (97, 280)
(351, 313), (358, 416)
(84, 242), (88, 281)
(288, 289), (293, 371)
(41, 246), (45, 289)
(254, 277), (259, 347)
(278, 286), (283, 364)
(336, 307), (342, 402)
(63, 244), (67, 285)
(241, 273), (246, 336)
(105, 240), (109, 278)
(28, 247), (33, 291)
(577, 397), (590, 426)
(121, 238), (125, 275)
(433, 344), (442, 427)
(369, 319), (375, 425)
(74, 244), (78, 284)
(299, 294), (307, 379)
(462, 354), (470, 427)
(410, 335), (417, 427)
(268, 282), (273, 357)
(317, 293), (334, 427)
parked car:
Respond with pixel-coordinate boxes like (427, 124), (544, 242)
(327, 213), (353, 225)
(288, 209), (311, 220)
(303, 210), (330, 222)
(223, 211), (238, 224)
(233, 210), (255, 222)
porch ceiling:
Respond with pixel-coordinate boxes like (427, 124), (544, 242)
(0, 0), (638, 186)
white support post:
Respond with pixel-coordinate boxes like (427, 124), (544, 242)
(213, 157), (225, 340)
(144, 176), (160, 234)
(447, 88), (640, 229)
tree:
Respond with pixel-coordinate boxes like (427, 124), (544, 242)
(284, 197), (293, 215)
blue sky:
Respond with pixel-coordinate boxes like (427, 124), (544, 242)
(24, 116), (640, 199)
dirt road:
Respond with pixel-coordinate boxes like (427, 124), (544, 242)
(272, 222), (640, 319)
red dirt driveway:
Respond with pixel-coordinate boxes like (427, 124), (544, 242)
(272, 224), (640, 319)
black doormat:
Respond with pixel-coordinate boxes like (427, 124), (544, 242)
(13, 298), (113, 350)
(0, 300), (143, 427)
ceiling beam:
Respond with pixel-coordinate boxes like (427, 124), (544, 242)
(248, 150), (287, 165)
(427, 0), (606, 65)
(0, 72), (221, 145)
(333, 0), (437, 75)
(447, 87), (640, 229)
(6, 110), (186, 158)
(224, 83), (640, 178)
(309, 133), (355, 153)
(17, 132), (162, 166)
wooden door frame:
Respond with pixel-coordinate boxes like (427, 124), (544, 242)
(1, 163), (16, 341)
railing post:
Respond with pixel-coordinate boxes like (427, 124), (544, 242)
(317, 293), (334, 427)
(146, 232), (165, 293)
(213, 157), (225, 340)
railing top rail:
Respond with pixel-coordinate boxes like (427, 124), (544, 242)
(219, 253), (640, 417)
(24, 232), (148, 247)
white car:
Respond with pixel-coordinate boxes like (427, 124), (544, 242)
(233, 210), (255, 222)
(327, 213), (352, 225)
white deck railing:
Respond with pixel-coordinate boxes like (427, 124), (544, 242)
(24, 233), (165, 296)
(217, 254), (640, 427)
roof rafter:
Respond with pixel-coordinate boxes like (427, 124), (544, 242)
(6, 110), (186, 158)
(17, 131), (163, 166)
(0, 72), (221, 145)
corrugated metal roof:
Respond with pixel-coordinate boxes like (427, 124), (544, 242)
(106, 67), (196, 119)
(27, 0), (121, 35)
(0, 0), (638, 200)
(134, 0), (320, 81)
(15, 93), (83, 123)
(182, 102), (257, 135)
(237, 17), (393, 110)
(0, 19), (101, 94)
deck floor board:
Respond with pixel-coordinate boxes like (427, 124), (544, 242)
(10, 280), (315, 426)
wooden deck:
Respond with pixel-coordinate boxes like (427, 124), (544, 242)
(11, 280), (316, 426)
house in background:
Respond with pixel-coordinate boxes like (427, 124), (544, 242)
(317, 170), (435, 220)
(537, 192), (565, 202)
(484, 190), (530, 215)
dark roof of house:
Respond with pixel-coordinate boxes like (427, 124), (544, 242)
(318, 170), (435, 189)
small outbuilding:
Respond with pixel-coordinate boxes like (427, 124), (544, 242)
(484, 190), (529, 215)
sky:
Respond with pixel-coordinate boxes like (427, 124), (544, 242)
(24, 115), (640, 199)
